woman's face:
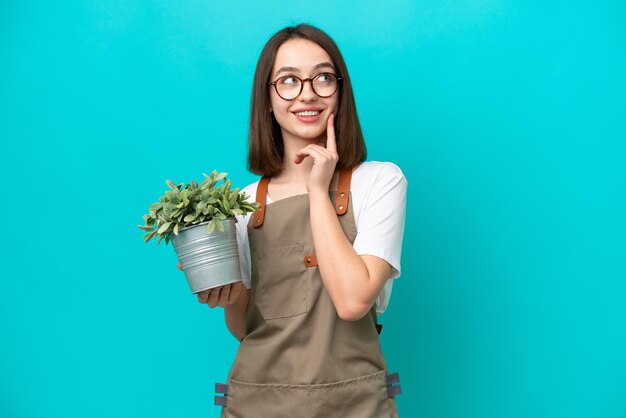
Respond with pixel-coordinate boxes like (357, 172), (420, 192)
(269, 38), (339, 144)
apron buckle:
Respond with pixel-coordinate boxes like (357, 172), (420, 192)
(386, 372), (402, 398)
(214, 383), (228, 407)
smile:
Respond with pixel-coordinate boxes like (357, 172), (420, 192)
(294, 110), (321, 116)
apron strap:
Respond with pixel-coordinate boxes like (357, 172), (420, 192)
(252, 176), (270, 228)
(335, 168), (352, 215)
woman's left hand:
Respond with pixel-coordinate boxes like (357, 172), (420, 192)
(294, 114), (338, 194)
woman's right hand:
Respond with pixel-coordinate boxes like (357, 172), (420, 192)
(196, 282), (246, 308)
(177, 262), (245, 308)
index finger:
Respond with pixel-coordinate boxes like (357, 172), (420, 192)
(325, 113), (337, 153)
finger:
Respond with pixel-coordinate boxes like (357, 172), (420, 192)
(197, 289), (210, 303)
(293, 148), (310, 164)
(228, 283), (243, 304)
(207, 288), (221, 308)
(325, 113), (337, 153)
(177, 261), (183, 271)
(294, 144), (320, 164)
(217, 284), (231, 307)
(294, 144), (333, 164)
(301, 146), (335, 165)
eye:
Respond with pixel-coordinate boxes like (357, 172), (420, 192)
(314, 73), (337, 84)
(279, 76), (299, 85)
(316, 73), (331, 82)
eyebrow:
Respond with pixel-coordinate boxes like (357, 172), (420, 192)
(273, 62), (336, 78)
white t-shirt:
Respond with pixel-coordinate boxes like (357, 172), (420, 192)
(234, 161), (407, 314)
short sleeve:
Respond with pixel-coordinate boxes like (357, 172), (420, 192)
(352, 163), (407, 280)
(234, 182), (257, 290)
(235, 213), (252, 289)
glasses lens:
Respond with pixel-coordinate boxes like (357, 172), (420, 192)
(275, 76), (302, 100)
(312, 73), (338, 97)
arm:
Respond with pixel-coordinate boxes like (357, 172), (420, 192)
(224, 285), (249, 341)
(309, 192), (391, 320)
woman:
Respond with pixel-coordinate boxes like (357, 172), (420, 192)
(195, 24), (407, 417)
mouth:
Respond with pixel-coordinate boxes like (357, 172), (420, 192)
(292, 109), (323, 123)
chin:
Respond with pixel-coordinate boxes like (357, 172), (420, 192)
(294, 128), (326, 141)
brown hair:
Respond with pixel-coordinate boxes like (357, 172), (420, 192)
(247, 24), (367, 177)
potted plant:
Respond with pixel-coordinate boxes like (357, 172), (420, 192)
(138, 170), (259, 293)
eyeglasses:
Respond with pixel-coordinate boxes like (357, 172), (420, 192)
(269, 72), (342, 100)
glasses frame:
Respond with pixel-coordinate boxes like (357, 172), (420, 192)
(269, 72), (342, 101)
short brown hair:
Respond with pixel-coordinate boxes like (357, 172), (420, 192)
(247, 24), (367, 177)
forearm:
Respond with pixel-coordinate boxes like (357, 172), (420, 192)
(308, 191), (379, 320)
(224, 288), (250, 341)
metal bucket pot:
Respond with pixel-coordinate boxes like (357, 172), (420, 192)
(171, 218), (241, 293)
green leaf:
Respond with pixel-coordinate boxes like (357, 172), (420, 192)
(143, 231), (158, 242)
(229, 191), (238, 205)
(138, 225), (154, 232)
(173, 223), (179, 236)
(166, 180), (178, 191)
(184, 214), (196, 222)
(216, 220), (225, 232)
(158, 222), (172, 234)
(206, 220), (216, 234)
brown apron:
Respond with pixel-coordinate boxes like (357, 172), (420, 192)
(215, 168), (401, 418)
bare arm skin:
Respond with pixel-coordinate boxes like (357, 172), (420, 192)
(308, 192), (391, 321)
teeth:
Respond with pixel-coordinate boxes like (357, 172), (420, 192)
(295, 110), (321, 116)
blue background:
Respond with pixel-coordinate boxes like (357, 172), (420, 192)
(1, 1), (625, 417)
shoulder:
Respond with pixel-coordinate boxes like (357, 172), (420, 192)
(352, 161), (407, 189)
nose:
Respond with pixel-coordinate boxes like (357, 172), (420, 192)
(298, 78), (318, 101)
